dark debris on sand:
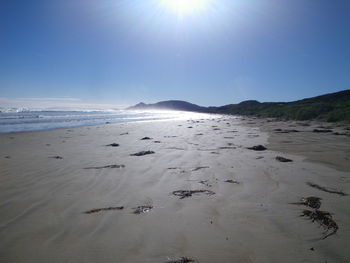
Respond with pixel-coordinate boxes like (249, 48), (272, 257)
(292, 195), (339, 239)
(84, 164), (125, 169)
(165, 257), (196, 263)
(291, 196), (322, 209)
(106, 143), (119, 147)
(133, 205), (153, 214)
(301, 210), (338, 239)
(172, 190), (215, 199)
(307, 182), (347, 196)
(274, 129), (299, 133)
(141, 137), (152, 140)
(130, 151), (155, 156)
(247, 145), (267, 151)
(49, 156), (63, 159)
(219, 146), (236, 150)
(333, 132), (348, 136)
(224, 179), (239, 184)
(83, 206), (124, 214)
(192, 166), (209, 171)
(313, 129), (333, 133)
(276, 156), (293, 162)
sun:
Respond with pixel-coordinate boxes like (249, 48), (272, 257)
(160, 0), (212, 16)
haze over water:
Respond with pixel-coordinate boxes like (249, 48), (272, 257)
(0, 110), (214, 134)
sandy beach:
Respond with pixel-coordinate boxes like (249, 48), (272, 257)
(0, 115), (349, 263)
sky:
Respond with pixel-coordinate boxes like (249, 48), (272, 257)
(0, 0), (350, 109)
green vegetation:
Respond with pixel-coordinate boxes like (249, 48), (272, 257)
(210, 90), (350, 122)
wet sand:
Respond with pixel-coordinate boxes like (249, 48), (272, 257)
(0, 116), (349, 263)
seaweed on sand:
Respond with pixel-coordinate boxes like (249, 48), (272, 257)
(247, 145), (267, 151)
(130, 151), (155, 156)
(83, 206), (124, 214)
(165, 257), (196, 263)
(306, 182), (347, 196)
(84, 164), (125, 169)
(291, 196), (322, 209)
(219, 146), (236, 149)
(49, 156), (63, 159)
(224, 179), (239, 184)
(172, 190), (215, 199)
(106, 143), (119, 147)
(133, 205), (153, 214)
(276, 156), (293, 162)
(313, 129), (332, 133)
(192, 166), (209, 171)
(301, 209), (338, 239)
(274, 129), (299, 133)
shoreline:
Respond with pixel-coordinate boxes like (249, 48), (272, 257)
(1, 116), (349, 263)
(0, 110), (219, 135)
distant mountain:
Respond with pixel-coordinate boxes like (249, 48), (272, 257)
(127, 100), (207, 112)
(128, 89), (350, 122)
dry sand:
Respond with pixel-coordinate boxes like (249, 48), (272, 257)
(0, 115), (349, 263)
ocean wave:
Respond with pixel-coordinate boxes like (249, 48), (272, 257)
(0, 110), (214, 133)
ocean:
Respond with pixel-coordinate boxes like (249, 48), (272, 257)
(0, 109), (212, 134)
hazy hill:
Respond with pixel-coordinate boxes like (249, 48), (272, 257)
(128, 89), (350, 122)
(127, 100), (207, 112)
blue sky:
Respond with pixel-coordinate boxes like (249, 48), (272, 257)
(0, 0), (349, 109)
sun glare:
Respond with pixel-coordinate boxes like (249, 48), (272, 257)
(160, 0), (211, 16)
